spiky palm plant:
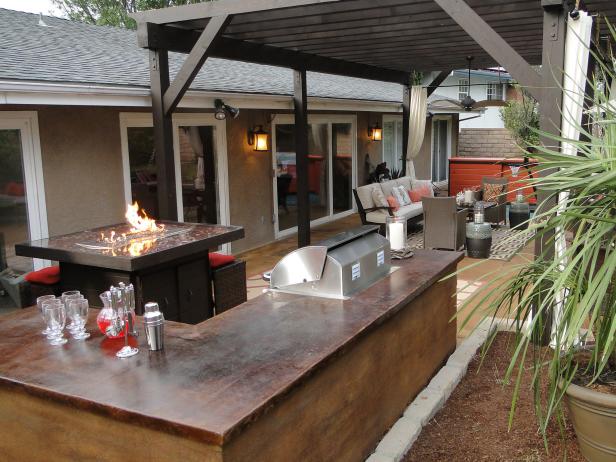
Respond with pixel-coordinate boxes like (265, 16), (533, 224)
(458, 22), (616, 438)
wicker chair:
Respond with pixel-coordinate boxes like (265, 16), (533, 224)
(212, 259), (247, 315)
(481, 177), (508, 226)
(422, 197), (467, 251)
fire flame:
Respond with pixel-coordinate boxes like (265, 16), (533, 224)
(99, 202), (164, 248)
(125, 202), (164, 234)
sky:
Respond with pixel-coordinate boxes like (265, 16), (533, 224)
(0, 0), (63, 16)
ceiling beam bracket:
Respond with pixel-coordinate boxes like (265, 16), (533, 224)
(161, 14), (232, 116)
(434, 0), (542, 101)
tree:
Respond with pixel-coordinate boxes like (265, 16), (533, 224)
(52, 0), (211, 29)
(499, 86), (540, 150)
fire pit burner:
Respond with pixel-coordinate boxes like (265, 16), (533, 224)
(75, 223), (192, 251)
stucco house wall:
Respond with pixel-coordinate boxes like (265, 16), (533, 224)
(2, 105), (451, 254)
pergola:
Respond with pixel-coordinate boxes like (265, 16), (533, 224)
(131, 0), (616, 247)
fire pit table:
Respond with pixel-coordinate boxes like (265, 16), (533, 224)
(15, 221), (243, 324)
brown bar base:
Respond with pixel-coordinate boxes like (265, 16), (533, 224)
(0, 265), (456, 462)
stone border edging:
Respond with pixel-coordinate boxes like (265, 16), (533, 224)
(366, 319), (504, 462)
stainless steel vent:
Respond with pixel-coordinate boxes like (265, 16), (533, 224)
(268, 226), (391, 299)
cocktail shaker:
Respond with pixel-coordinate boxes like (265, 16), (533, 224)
(143, 302), (164, 351)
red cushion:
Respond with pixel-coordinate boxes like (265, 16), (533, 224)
(4, 182), (25, 197)
(209, 252), (235, 269)
(386, 195), (400, 212)
(408, 185), (432, 203)
(25, 266), (60, 285)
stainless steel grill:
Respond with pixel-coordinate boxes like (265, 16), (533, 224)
(267, 226), (391, 299)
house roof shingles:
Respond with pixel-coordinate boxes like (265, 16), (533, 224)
(0, 8), (405, 103)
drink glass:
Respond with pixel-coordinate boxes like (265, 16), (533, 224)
(43, 301), (67, 346)
(60, 290), (80, 304)
(62, 292), (83, 333)
(36, 295), (56, 335)
(67, 298), (90, 340)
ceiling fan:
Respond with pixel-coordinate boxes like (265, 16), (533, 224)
(432, 56), (508, 112)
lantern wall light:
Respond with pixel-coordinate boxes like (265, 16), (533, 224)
(368, 123), (383, 141)
(247, 125), (269, 151)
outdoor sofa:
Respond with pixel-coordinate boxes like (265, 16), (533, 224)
(353, 176), (433, 234)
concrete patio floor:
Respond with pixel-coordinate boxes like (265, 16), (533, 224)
(238, 213), (532, 341)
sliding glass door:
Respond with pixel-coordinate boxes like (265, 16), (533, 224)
(431, 118), (451, 182)
(0, 112), (47, 272)
(273, 115), (356, 236)
(120, 113), (230, 250)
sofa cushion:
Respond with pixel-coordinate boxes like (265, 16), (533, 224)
(386, 195), (400, 212)
(380, 180), (399, 197)
(396, 177), (412, 191)
(409, 185), (432, 203)
(366, 210), (389, 224)
(209, 252), (235, 269)
(25, 266), (60, 285)
(356, 184), (378, 209)
(393, 185), (410, 206)
(394, 203), (423, 219)
(411, 179), (434, 197)
(371, 187), (388, 208)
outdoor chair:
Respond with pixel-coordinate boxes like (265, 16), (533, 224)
(422, 197), (467, 251)
(481, 177), (508, 226)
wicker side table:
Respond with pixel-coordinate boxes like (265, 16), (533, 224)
(509, 201), (530, 230)
(466, 222), (492, 259)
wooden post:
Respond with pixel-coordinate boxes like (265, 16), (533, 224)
(532, 0), (567, 346)
(149, 49), (178, 221)
(293, 68), (310, 247)
(401, 83), (410, 177)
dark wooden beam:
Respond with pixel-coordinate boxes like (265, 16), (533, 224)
(433, 0), (542, 100)
(427, 70), (451, 96)
(533, 0), (567, 346)
(136, 23), (410, 84)
(401, 83), (410, 177)
(293, 68), (310, 247)
(130, 0), (343, 25)
(163, 15), (231, 116)
(149, 49), (177, 221)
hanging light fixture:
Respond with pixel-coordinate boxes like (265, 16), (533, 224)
(368, 123), (383, 141)
(248, 125), (269, 151)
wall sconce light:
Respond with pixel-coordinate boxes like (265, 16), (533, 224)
(368, 123), (383, 141)
(248, 125), (269, 151)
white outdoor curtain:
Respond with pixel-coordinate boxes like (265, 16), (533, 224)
(186, 126), (205, 190)
(552, 10), (593, 347)
(405, 85), (428, 179)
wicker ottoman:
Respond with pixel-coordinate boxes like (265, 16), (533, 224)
(466, 222), (492, 259)
(212, 259), (247, 315)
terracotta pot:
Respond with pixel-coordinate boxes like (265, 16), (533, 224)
(565, 382), (616, 461)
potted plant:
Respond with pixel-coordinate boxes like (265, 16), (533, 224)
(460, 32), (616, 461)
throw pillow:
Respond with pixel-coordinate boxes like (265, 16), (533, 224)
(408, 185), (432, 203)
(386, 195), (400, 212)
(484, 183), (504, 202)
(371, 187), (389, 208)
(393, 186), (409, 206)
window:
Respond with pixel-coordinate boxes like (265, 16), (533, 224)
(431, 119), (450, 183)
(382, 117), (403, 173)
(487, 83), (504, 101)
(458, 79), (469, 100)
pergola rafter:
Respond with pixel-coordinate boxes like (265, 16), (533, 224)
(131, 0), (616, 247)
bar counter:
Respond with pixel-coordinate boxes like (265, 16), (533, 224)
(0, 249), (462, 462)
